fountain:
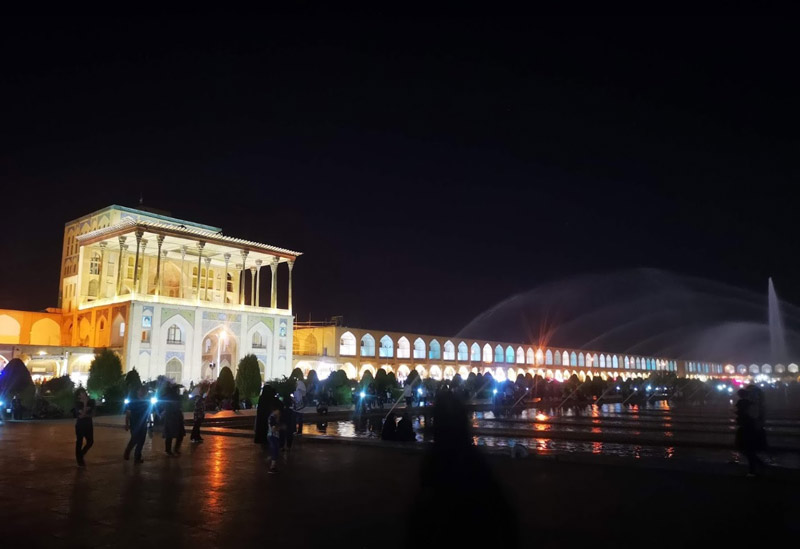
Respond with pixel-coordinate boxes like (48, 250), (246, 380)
(768, 277), (788, 364)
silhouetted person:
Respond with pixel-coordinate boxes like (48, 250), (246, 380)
(735, 389), (764, 476)
(403, 383), (414, 408)
(396, 412), (415, 442)
(254, 385), (278, 444)
(124, 386), (149, 463)
(281, 398), (296, 451)
(74, 388), (95, 466)
(406, 391), (518, 547)
(232, 387), (241, 412)
(11, 395), (21, 419)
(267, 405), (281, 473)
(381, 412), (397, 441)
(190, 393), (205, 443)
(162, 387), (185, 456)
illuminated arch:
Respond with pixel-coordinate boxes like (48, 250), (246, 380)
(458, 365), (470, 379)
(457, 342), (468, 361)
(470, 343), (481, 361)
(415, 364), (427, 378)
(536, 349), (544, 365)
(358, 363), (376, 379)
(443, 366), (456, 380)
(443, 340), (455, 360)
(570, 352), (577, 366)
(516, 347), (525, 364)
(545, 350), (553, 365)
(494, 345), (504, 363)
(483, 344), (493, 363)
(429, 365), (443, 380)
(360, 333), (376, 357)
(379, 335), (393, 358)
(612, 355), (619, 369)
(30, 318), (61, 346)
(413, 338), (426, 359)
(526, 348), (534, 364)
(396, 364), (411, 382)
(600, 355), (606, 368)
(339, 331), (356, 356)
(554, 350), (561, 366)
(429, 339), (441, 360)
(340, 362), (357, 379)
(562, 351), (569, 366)
(505, 346), (514, 363)
(578, 352), (585, 367)
(397, 337), (411, 359)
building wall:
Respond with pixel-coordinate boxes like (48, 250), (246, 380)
(123, 301), (294, 386)
(0, 309), (65, 346)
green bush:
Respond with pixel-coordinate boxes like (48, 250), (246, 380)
(41, 375), (75, 415)
(235, 355), (263, 401)
(217, 366), (235, 399)
(87, 349), (123, 399)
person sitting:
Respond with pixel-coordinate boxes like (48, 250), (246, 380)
(396, 412), (416, 442)
(381, 412), (397, 441)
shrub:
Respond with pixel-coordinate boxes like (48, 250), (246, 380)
(87, 349), (123, 399)
(235, 355), (262, 401)
(217, 366), (235, 399)
(41, 375), (75, 415)
(124, 368), (142, 397)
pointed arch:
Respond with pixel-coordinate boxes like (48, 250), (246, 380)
(360, 333), (376, 357)
(504, 346), (514, 363)
(165, 357), (183, 383)
(379, 335), (394, 358)
(443, 340), (455, 361)
(396, 364), (411, 382)
(358, 363), (376, 380)
(562, 351), (569, 366)
(612, 355), (619, 369)
(429, 339), (441, 360)
(470, 342), (480, 361)
(570, 352), (577, 366)
(339, 331), (356, 356)
(578, 352), (585, 367)
(30, 318), (61, 346)
(554, 350), (562, 366)
(495, 345), (504, 363)
(397, 336), (410, 359)
(483, 344), (493, 363)
(526, 348), (534, 365)
(457, 341), (468, 361)
(545, 350), (553, 365)
(413, 338), (426, 359)
(429, 365), (443, 380)
(443, 366), (456, 380)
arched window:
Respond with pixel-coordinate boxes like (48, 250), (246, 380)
(90, 253), (101, 275)
(600, 355), (606, 368)
(516, 347), (525, 364)
(612, 355), (619, 369)
(165, 358), (182, 382)
(429, 339), (441, 360)
(578, 353), (585, 367)
(483, 344), (493, 363)
(443, 340), (455, 361)
(397, 336), (410, 359)
(379, 335), (394, 358)
(127, 257), (135, 279)
(361, 333), (376, 357)
(495, 345), (504, 363)
(167, 325), (182, 344)
(635, 357), (641, 369)
(562, 351), (570, 366)
(226, 273), (233, 292)
(88, 279), (99, 297)
(339, 331), (356, 356)
(554, 351), (562, 366)
(471, 343), (481, 361)
(192, 266), (199, 288)
(526, 348), (534, 365)
(570, 352), (577, 366)
(457, 342), (468, 361)
(505, 346), (514, 363)
(208, 269), (215, 290)
(252, 331), (264, 349)
(545, 350), (553, 365)
(413, 338), (426, 359)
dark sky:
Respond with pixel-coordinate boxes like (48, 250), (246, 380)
(2, 17), (798, 339)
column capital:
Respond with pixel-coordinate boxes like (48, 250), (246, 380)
(223, 252), (231, 262)
(135, 229), (144, 241)
(196, 241), (205, 252)
(270, 256), (280, 270)
(181, 245), (188, 258)
(255, 259), (263, 267)
(162, 249), (168, 258)
(121, 243), (129, 251)
(204, 256), (212, 266)
(157, 234), (165, 245)
(287, 259), (295, 271)
(140, 238), (148, 250)
(118, 235), (127, 247)
(99, 241), (108, 249)
(240, 250), (249, 260)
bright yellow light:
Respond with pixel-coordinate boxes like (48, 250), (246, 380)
(220, 331), (228, 341)
(535, 413), (549, 421)
(38, 351), (46, 356)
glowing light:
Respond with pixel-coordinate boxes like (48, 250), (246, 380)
(493, 389), (498, 395)
(417, 388), (423, 395)
(359, 391), (366, 399)
(646, 385), (652, 391)
(0, 400), (4, 407)
(727, 387), (733, 393)
(616, 386), (620, 390)
(38, 350), (46, 356)
(124, 398), (130, 405)
(535, 413), (548, 421)
(150, 397), (158, 405)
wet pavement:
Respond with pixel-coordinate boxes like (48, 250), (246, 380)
(1, 420), (799, 548)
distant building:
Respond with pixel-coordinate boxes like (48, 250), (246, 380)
(0, 205), (300, 386)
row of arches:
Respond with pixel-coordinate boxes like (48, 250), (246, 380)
(321, 361), (655, 384)
(339, 331), (676, 372)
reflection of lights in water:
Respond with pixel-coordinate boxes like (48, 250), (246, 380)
(665, 447), (675, 458)
(204, 436), (225, 515)
(592, 442), (603, 454)
(591, 427), (601, 434)
(534, 424), (549, 432)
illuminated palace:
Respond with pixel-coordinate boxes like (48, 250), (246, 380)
(0, 205), (300, 385)
(293, 324), (800, 382)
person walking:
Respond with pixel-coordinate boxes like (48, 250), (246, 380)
(162, 386), (185, 456)
(735, 389), (764, 476)
(74, 388), (95, 466)
(190, 392), (206, 443)
(124, 386), (150, 463)
(267, 403), (282, 473)
(403, 383), (414, 409)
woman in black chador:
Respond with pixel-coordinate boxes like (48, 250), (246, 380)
(162, 385), (186, 456)
(254, 385), (278, 444)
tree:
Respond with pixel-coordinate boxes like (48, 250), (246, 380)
(217, 366), (235, 399)
(235, 354), (262, 401)
(0, 358), (36, 411)
(41, 374), (75, 416)
(87, 349), (123, 398)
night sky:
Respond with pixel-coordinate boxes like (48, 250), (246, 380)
(2, 17), (798, 343)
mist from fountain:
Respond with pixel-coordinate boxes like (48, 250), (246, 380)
(457, 269), (799, 365)
(769, 277), (788, 364)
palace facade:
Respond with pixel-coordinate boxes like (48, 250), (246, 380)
(0, 205), (300, 386)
